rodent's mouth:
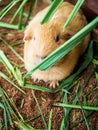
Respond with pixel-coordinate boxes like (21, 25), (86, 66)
(33, 56), (65, 68)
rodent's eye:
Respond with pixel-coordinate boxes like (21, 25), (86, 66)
(55, 35), (60, 43)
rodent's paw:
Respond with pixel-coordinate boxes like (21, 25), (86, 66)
(47, 81), (59, 88)
(33, 78), (42, 83)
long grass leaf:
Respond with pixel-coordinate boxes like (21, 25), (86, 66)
(0, 71), (25, 94)
(0, 50), (23, 86)
(4, 91), (24, 121)
(48, 109), (53, 130)
(23, 17), (98, 84)
(32, 91), (48, 129)
(95, 72), (98, 82)
(15, 67), (23, 85)
(64, 0), (84, 29)
(24, 84), (53, 93)
(70, 102), (98, 129)
(0, 87), (14, 126)
(25, 115), (41, 123)
(0, 22), (18, 29)
(15, 121), (37, 130)
(0, 0), (21, 19)
(60, 118), (64, 130)
(25, 0), (38, 26)
(63, 93), (69, 130)
(0, 37), (24, 62)
(0, 87), (24, 123)
(0, 103), (8, 130)
(41, 0), (63, 24)
(10, 0), (28, 23)
(18, 5), (24, 30)
(61, 69), (93, 129)
(55, 103), (98, 111)
(56, 40), (93, 92)
(81, 106), (90, 130)
(70, 111), (92, 129)
(2, 101), (13, 126)
(0, 50), (14, 75)
(0, 1), (14, 16)
(93, 59), (98, 65)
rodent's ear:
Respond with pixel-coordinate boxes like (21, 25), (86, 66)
(23, 34), (32, 42)
(61, 31), (74, 40)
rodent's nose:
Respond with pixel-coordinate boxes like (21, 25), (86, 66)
(36, 55), (47, 61)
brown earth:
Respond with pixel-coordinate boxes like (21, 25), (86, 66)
(0, 1), (98, 130)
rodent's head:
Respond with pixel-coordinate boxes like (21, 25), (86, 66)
(24, 22), (73, 65)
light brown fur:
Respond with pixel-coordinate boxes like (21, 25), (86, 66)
(24, 2), (90, 86)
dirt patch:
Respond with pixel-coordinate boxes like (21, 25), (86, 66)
(0, 1), (98, 130)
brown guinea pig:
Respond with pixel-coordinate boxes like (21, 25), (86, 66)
(24, 2), (90, 88)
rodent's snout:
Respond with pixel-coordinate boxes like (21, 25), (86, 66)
(36, 54), (47, 61)
(34, 54), (47, 65)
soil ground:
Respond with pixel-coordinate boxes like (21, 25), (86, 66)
(0, 1), (98, 130)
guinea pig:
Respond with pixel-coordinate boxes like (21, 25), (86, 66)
(24, 2), (90, 88)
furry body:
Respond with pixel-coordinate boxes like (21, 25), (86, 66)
(24, 2), (90, 86)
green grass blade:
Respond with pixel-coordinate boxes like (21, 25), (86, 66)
(0, 50), (24, 86)
(64, 0), (84, 29)
(61, 70), (93, 129)
(70, 111), (92, 129)
(18, 5), (24, 30)
(25, 0), (38, 26)
(0, 122), (3, 130)
(32, 91), (48, 129)
(0, 1), (14, 16)
(10, 0), (28, 23)
(0, 87), (14, 126)
(0, 22), (18, 29)
(72, 83), (82, 104)
(16, 121), (36, 130)
(63, 93), (70, 130)
(0, 0), (21, 19)
(23, 17), (98, 84)
(15, 67), (23, 85)
(41, 0), (63, 24)
(3, 101), (13, 126)
(55, 103), (98, 111)
(0, 50), (14, 75)
(95, 72), (98, 82)
(81, 107), (90, 130)
(24, 84), (53, 93)
(0, 37), (24, 62)
(93, 59), (98, 65)
(56, 40), (93, 92)
(48, 109), (53, 130)
(0, 103), (8, 130)
(0, 71), (25, 94)
(25, 115), (41, 123)
(60, 118), (64, 130)
(1, 87), (24, 121)
(70, 103), (98, 129)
